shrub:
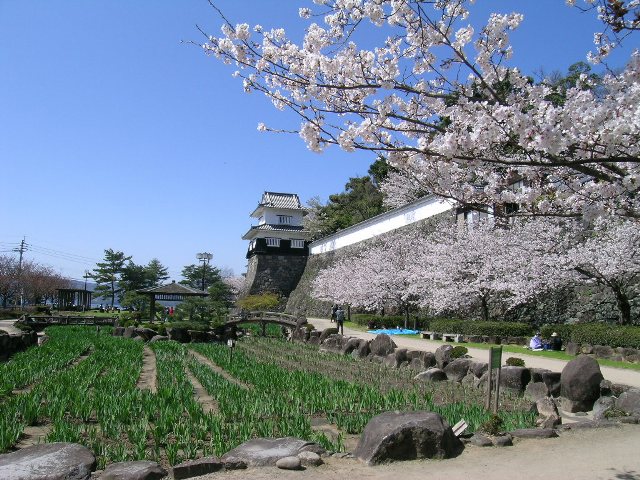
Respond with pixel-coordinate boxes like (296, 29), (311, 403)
(166, 321), (210, 332)
(12, 321), (33, 332)
(451, 346), (468, 358)
(352, 314), (425, 329)
(479, 414), (504, 435)
(429, 319), (533, 337)
(506, 357), (525, 367)
(539, 323), (640, 349)
(237, 293), (281, 311)
(119, 311), (143, 326)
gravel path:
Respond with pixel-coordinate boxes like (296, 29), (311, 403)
(192, 423), (640, 480)
(308, 317), (640, 388)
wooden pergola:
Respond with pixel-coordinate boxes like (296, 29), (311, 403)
(137, 281), (208, 322)
(56, 288), (92, 310)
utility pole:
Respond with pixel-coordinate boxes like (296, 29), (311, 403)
(196, 252), (213, 291)
(14, 237), (27, 310)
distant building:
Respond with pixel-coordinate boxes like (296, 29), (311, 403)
(241, 192), (310, 297)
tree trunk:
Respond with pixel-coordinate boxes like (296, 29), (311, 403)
(612, 285), (631, 325)
(480, 295), (489, 322)
(404, 304), (409, 330)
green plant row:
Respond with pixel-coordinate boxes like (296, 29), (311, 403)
(191, 338), (536, 436)
(0, 328), (92, 398)
(540, 323), (640, 349)
(428, 319), (533, 338)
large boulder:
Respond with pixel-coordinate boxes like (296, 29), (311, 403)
(320, 334), (347, 353)
(525, 382), (550, 402)
(0, 442), (96, 480)
(221, 438), (324, 467)
(351, 339), (370, 358)
(319, 328), (339, 344)
(414, 368), (448, 382)
(341, 337), (363, 355)
(560, 356), (604, 412)
(167, 327), (190, 343)
(565, 342), (580, 356)
(188, 330), (209, 343)
(593, 345), (615, 359)
(593, 396), (617, 420)
(535, 397), (561, 428)
(134, 328), (158, 342)
(443, 358), (472, 383)
(499, 367), (532, 393)
(354, 411), (463, 465)
(435, 344), (454, 369)
(383, 353), (402, 369)
(616, 388), (640, 416)
(102, 460), (167, 480)
(470, 361), (488, 379)
(123, 326), (137, 339)
(369, 334), (397, 357)
(172, 457), (222, 479)
(541, 372), (562, 397)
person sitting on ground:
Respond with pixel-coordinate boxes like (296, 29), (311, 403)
(529, 332), (543, 351)
(549, 332), (563, 351)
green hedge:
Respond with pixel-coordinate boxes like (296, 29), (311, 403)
(540, 323), (640, 349)
(428, 319), (533, 338)
(351, 313), (426, 329)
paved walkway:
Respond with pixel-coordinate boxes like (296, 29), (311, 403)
(0, 319), (23, 335)
(309, 317), (640, 389)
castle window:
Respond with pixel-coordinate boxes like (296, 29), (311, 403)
(291, 239), (305, 249)
(265, 237), (280, 247)
(278, 215), (292, 224)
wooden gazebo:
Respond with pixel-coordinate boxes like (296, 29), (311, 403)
(137, 281), (208, 322)
(56, 288), (92, 310)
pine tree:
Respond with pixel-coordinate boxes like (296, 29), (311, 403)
(91, 249), (131, 307)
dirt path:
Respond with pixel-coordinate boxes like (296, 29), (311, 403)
(136, 346), (157, 393)
(185, 365), (218, 414)
(309, 317), (640, 388)
(189, 350), (251, 390)
(192, 424), (640, 480)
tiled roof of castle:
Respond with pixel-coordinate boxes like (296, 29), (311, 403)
(250, 224), (305, 232)
(242, 223), (308, 240)
(259, 192), (303, 210)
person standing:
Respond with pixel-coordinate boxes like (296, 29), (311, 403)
(335, 306), (345, 335)
(330, 304), (338, 323)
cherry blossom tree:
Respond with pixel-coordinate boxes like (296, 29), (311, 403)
(411, 218), (569, 321)
(202, 0), (639, 219)
(569, 0), (640, 63)
(312, 230), (426, 327)
(563, 217), (640, 324)
(313, 217), (570, 322)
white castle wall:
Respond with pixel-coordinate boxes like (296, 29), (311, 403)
(309, 195), (454, 255)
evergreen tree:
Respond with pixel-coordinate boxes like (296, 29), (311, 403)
(91, 249), (131, 307)
(145, 258), (169, 287)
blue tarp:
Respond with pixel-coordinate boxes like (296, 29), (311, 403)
(367, 328), (420, 335)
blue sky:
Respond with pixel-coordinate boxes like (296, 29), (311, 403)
(0, 1), (635, 282)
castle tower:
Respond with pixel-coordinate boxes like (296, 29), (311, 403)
(241, 192), (310, 297)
